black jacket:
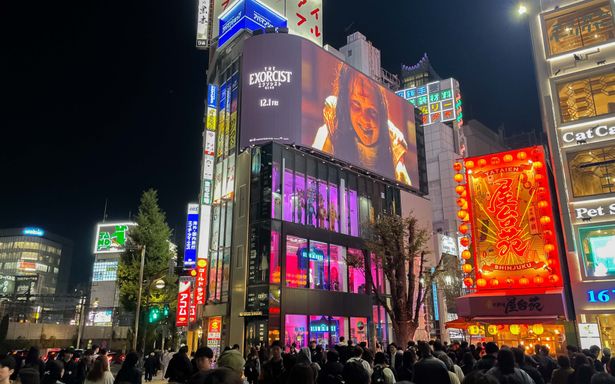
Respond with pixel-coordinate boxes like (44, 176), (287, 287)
(115, 366), (142, 384)
(412, 356), (451, 384)
(165, 353), (193, 384)
(318, 361), (344, 384)
(474, 355), (497, 371)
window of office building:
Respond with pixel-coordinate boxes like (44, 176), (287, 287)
(568, 145), (615, 197)
(544, 0), (615, 56)
(579, 224), (615, 277)
(557, 72), (615, 123)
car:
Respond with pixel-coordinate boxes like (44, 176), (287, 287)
(42, 348), (62, 362)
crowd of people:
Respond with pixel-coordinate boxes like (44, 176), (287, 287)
(2, 339), (615, 384)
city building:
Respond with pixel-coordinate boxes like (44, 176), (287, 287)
(0, 227), (72, 297)
(462, 119), (508, 157)
(400, 53), (441, 89)
(528, 0), (615, 348)
(89, 222), (135, 326)
(190, 29), (432, 353)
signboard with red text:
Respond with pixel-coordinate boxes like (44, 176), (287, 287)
(195, 259), (208, 304)
(463, 146), (563, 290)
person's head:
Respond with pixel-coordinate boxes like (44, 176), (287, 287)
(99, 348), (108, 356)
(352, 346), (363, 358)
(388, 343), (397, 354)
(339, 336), (345, 343)
(433, 340), (444, 352)
(342, 361), (369, 384)
(25, 347), (40, 365)
(592, 372), (615, 384)
(270, 341), (283, 360)
(374, 352), (387, 366)
(0, 355), (16, 384)
(402, 350), (416, 367)
(178, 346), (189, 355)
(43, 360), (64, 384)
(484, 342), (499, 356)
(248, 347), (258, 358)
(194, 347), (214, 372)
(287, 363), (317, 384)
(495, 348), (516, 375)
(462, 352), (475, 366)
(558, 355), (571, 369)
(326, 349), (339, 363)
(567, 345), (579, 356)
(86, 356), (109, 382)
(63, 348), (74, 361)
(309, 340), (317, 349)
(417, 341), (432, 359)
(461, 371), (500, 384)
(92, 345), (99, 354)
(573, 353), (591, 369)
(122, 352), (139, 369)
(216, 349), (245, 375)
(407, 340), (416, 349)
(577, 364), (597, 384)
(609, 357), (615, 374)
(590, 345), (602, 358)
(604, 348), (612, 358)
(232, 344), (239, 350)
(434, 351), (454, 372)
(512, 347), (525, 366)
(297, 348), (312, 365)
(189, 368), (243, 384)
(540, 345), (551, 356)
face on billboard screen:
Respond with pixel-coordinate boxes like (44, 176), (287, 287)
(241, 34), (420, 188)
(462, 146), (563, 290)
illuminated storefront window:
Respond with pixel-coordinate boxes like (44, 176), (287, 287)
(350, 317), (368, 345)
(543, 0), (615, 57)
(568, 146), (615, 197)
(286, 236), (308, 288)
(285, 315), (351, 349)
(557, 72), (615, 123)
(307, 241), (329, 289)
(270, 231), (281, 284)
(579, 224), (615, 277)
(284, 314), (308, 349)
(329, 245), (348, 292)
(348, 248), (367, 294)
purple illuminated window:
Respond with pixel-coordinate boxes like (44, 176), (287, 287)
(285, 314), (308, 350)
(348, 248), (366, 294)
(348, 189), (359, 236)
(350, 317), (368, 345)
(306, 177), (318, 227)
(309, 241), (329, 290)
(286, 236), (308, 288)
(270, 231), (280, 284)
(272, 163), (281, 219)
(329, 183), (339, 232)
(283, 169), (293, 222)
(329, 244), (347, 292)
(317, 183), (328, 229)
(294, 173), (306, 224)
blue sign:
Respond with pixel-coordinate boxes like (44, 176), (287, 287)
(218, 0), (287, 48)
(207, 84), (218, 108)
(298, 247), (325, 262)
(183, 213), (199, 268)
(23, 227), (44, 236)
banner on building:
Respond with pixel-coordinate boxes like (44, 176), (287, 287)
(176, 277), (191, 327)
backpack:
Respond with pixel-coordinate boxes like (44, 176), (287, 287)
(371, 366), (386, 384)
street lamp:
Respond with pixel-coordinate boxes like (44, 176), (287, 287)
(154, 279), (166, 290)
(518, 4), (528, 15)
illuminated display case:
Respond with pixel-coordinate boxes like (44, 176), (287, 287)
(578, 224), (615, 278)
(567, 144), (615, 197)
(556, 70), (615, 124)
(542, 0), (615, 57)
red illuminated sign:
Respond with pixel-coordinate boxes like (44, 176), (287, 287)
(195, 259), (208, 305)
(176, 278), (191, 327)
(456, 146), (562, 290)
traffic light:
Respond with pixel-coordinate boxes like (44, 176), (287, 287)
(148, 307), (161, 323)
(163, 304), (169, 318)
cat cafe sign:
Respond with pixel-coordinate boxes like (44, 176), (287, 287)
(572, 198), (615, 224)
(561, 125), (615, 147)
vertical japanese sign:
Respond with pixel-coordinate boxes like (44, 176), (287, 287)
(287, 0), (322, 46)
(183, 204), (199, 269)
(206, 316), (223, 357)
(176, 277), (191, 327)
(196, 0), (212, 48)
(460, 146), (563, 290)
(195, 258), (208, 305)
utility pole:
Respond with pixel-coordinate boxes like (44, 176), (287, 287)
(133, 245), (146, 351)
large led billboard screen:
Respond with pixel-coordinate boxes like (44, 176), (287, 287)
(94, 223), (136, 254)
(241, 34), (420, 188)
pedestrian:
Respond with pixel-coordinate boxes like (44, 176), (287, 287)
(412, 341), (450, 384)
(318, 350), (344, 384)
(115, 352), (141, 384)
(60, 349), (78, 384)
(474, 342), (498, 371)
(85, 356), (114, 384)
(372, 352), (395, 384)
(552, 355), (574, 384)
(42, 360), (65, 384)
(395, 349), (415, 382)
(187, 368), (242, 384)
(341, 361), (370, 384)
(434, 351), (460, 384)
(346, 347), (372, 377)
(143, 354), (157, 382)
(485, 348), (534, 384)
(192, 347), (214, 375)
(160, 349), (173, 378)
(165, 347), (192, 384)
(459, 352), (475, 376)
(288, 363), (318, 384)
(568, 364), (594, 384)
(0, 355), (16, 384)
(244, 347), (260, 384)
(259, 341), (284, 384)
(592, 372), (615, 384)
(20, 347), (46, 384)
(512, 347), (543, 384)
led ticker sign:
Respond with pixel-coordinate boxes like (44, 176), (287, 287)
(23, 227), (44, 236)
(457, 146), (563, 290)
(396, 78), (462, 126)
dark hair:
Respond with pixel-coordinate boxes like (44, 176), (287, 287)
(462, 371), (500, 384)
(417, 341), (432, 359)
(179, 346), (189, 355)
(189, 368), (242, 384)
(0, 354), (16, 370)
(573, 353), (591, 369)
(270, 340), (283, 350)
(402, 350), (416, 367)
(287, 363), (317, 384)
(558, 355), (571, 369)
(575, 364), (595, 384)
(374, 352), (387, 365)
(495, 348), (516, 375)
(433, 340), (444, 352)
(592, 372), (615, 384)
(485, 342), (499, 355)
(232, 344), (240, 350)
(99, 348), (107, 356)
(352, 346), (363, 358)
(24, 347), (40, 366)
(511, 347), (525, 366)
(462, 352), (475, 366)
(194, 347), (214, 360)
(342, 361), (369, 384)
(86, 356), (109, 382)
(326, 350), (340, 363)
(122, 352), (139, 369)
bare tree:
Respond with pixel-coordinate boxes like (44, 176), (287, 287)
(348, 212), (440, 345)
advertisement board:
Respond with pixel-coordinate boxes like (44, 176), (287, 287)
(218, 0), (287, 48)
(0, 275), (15, 295)
(286, 0), (323, 46)
(196, 0), (212, 48)
(92, 260), (118, 282)
(462, 146), (563, 290)
(87, 309), (113, 326)
(396, 78), (462, 126)
(14, 276), (38, 296)
(94, 223), (135, 254)
(176, 277), (191, 327)
(241, 34), (420, 189)
(184, 204), (199, 269)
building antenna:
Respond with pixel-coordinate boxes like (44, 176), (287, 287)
(103, 198), (109, 223)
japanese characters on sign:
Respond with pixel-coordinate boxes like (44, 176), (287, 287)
(462, 146), (563, 290)
(176, 277), (191, 327)
(196, 0), (212, 48)
(286, 0), (323, 46)
(396, 78), (461, 126)
(195, 259), (208, 305)
(218, 0), (287, 48)
(183, 204), (199, 269)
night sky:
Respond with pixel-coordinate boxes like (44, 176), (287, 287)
(2, 0), (540, 289)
